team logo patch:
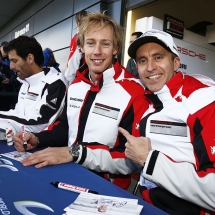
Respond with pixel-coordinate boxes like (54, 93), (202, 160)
(50, 98), (57, 105)
(92, 103), (120, 120)
(150, 120), (187, 137)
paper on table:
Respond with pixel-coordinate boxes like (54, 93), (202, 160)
(64, 206), (143, 215)
(0, 151), (32, 162)
(64, 192), (143, 215)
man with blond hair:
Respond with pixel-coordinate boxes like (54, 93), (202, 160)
(13, 12), (147, 189)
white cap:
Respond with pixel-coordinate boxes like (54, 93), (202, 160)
(128, 29), (180, 59)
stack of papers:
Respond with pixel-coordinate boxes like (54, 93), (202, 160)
(1, 151), (32, 162)
(63, 193), (143, 215)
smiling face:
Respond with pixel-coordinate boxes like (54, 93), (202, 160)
(136, 42), (180, 92)
(80, 24), (118, 82)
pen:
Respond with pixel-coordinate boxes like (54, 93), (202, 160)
(50, 182), (98, 194)
(22, 125), (27, 151)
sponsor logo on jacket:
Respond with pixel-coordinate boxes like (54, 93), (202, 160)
(70, 97), (83, 102)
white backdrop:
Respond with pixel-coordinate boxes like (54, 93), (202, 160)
(135, 16), (215, 80)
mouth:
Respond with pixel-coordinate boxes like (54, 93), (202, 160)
(147, 74), (162, 80)
(91, 59), (104, 64)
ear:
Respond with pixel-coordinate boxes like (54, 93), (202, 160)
(27, 53), (34, 64)
(174, 57), (180, 71)
(113, 48), (118, 56)
(80, 46), (85, 53)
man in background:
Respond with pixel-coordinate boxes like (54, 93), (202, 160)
(0, 41), (21, 111)
(126, 32), (142, 78)
(0, 36), (68, 144)
(64, 10), (88, 84)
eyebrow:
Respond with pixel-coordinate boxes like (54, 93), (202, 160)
(85, 38), (112, 42)
(136, 52), (165, 61)
(9, 58), (16, 61)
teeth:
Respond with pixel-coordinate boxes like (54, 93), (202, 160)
(93, 60), (103, 63)
(148, 74), (161, 79)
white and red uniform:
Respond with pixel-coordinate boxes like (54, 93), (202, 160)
(140, 72), (215, 214)
(36, 60), (147, 189)
(0, 67), (68, 134)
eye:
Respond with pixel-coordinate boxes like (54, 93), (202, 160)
(155, 55), (163, 61)
(103, 43), (110, 47)
(137, 58), (146, 65)
(86, 41), (94, 46)
(11, 59), (17, 63)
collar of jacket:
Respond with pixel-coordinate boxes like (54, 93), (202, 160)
(17, 68), (51, 85)
(76, 59), (124, 93)
(144, 71), (185, 97)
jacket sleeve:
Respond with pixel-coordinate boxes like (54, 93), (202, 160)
(75, 83), (147, 175)
(0, 79), (66, 133)
(143, 102), (215, 212)
(35, 99), (69, 147)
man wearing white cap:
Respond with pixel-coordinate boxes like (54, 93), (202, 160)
(119, 29), (215, 214)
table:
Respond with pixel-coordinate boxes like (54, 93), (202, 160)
(0, 141), (168, 215)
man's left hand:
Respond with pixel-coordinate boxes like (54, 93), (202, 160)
(21, 147), (73, 168)
(2, 78), (9, 84)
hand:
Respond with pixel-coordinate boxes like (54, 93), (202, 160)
(2, 78), (9, 84)
(118, 127), (152, 166)
(13, 132), (39, 152)
(21, 147), (73, 168)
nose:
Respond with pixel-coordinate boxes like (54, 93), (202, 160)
(147, 59), (156, 72)
(93, 43), (102, 55)
(10, 62), (15, 70)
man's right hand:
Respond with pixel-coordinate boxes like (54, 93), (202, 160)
(13, 132), (39, 152)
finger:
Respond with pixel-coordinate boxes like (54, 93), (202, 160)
(26, 144), (35, 151)
(22, 156), (39, 166)
(125, 149), (132, 160)
(12, 133), (23, 144)
(22, 149), (47, 164)
(14, 144), (25, 152)
(35, 160), (48, 168)
(118, 127), (131, 139)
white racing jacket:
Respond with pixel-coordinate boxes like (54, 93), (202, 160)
(36, 60), (147, 189)
(140, 72), (215, 213)
(0, 67), (68, 134)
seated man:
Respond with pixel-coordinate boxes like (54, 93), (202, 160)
(13, 12), (147, 190)
(0, 36), (68, 144)
(119, 29), (215, 214)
